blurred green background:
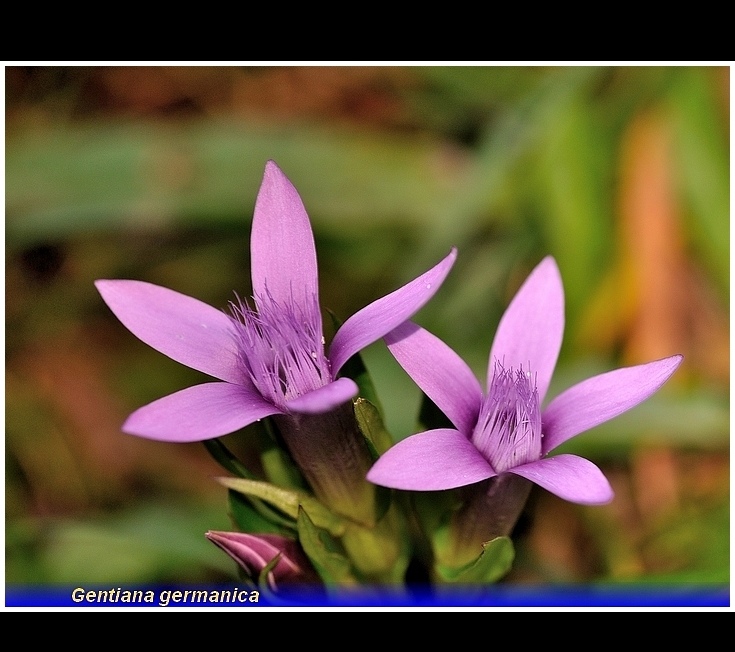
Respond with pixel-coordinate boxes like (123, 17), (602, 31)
(5, 65), (729, 588)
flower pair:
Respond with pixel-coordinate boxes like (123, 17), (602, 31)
(97, 160), (682, 511)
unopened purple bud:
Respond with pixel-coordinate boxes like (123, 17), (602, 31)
(206, 530), (318, 590)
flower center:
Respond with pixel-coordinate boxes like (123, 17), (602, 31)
(229, 290), (331, 409)
(471, 360), (542, 473)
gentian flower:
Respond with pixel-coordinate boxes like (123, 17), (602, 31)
(206, 530), (318, 590)
(368, 256), (682, 507)
(95, 160), (456, 443)
(96, 160), (456, 524)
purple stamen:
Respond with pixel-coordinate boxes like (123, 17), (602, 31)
(229, 289), (331, 410)
(471, 360), (541, 473)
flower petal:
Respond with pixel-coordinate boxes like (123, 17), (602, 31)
(250, 161), (320, 312)
(489, 256), (564, 404)
(385, 322), (482, 434)
(285, 377), (358, 414)
(509, 454), (614, 505)
(122, 382), (283, 442)
(95, 279), (245, 385)
(367, 428), (495, 491)
(541, 355), (683, 454)
(329, 247), (458, 375)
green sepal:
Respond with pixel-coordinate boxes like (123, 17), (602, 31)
(218, 477), (347, 538)
(234, 562), (258, 589)
(258, 552), (281, 585)
(260, 446), (306, 490)
(354, 397), (395, 457)
(340, 504), (413, 584)
(353, 397), (394, 524)
(256, 553), (285, 603)
(435, 536), (515, 584)
(202, 437), (255, 479)
(257, 418), (306, 489)
(228, 489), (296, 535)
(205, 438), (299, 530)
(296, 507), (358, 587)
(411, 489), (463, 543)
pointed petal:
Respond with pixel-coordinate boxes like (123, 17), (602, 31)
(367, 428), (495, 491)
(122, 382), (283, 442)
(329, 247), (458, 375)
(489, 256), (564, 403)
(385, 322), (482, 434)
(285, 377), (358, 414)
(541, 355), (683, 454)
(509, 454), (614, 505)
(250, 160), (320, 310)
(95, 279), (245, 385)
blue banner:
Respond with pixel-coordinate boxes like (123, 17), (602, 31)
(5, 584), (730, 608)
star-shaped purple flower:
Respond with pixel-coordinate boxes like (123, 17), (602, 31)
(367, 256), (682, 505)
(96, 161), (456, 443)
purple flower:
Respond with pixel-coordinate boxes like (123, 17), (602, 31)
(95, 161), (456, 443)
(205, 530), (318, 590)
(367, 256), (683, 505)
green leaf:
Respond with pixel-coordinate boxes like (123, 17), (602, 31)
(218, 477), (346, 537)
(435, 536), (515, 584)
(227, 490), (295, 535)
(296, 508), (358, 587)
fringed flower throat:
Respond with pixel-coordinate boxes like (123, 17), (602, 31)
(471, 360), (542, 473)
(229, 290), (330, 410)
